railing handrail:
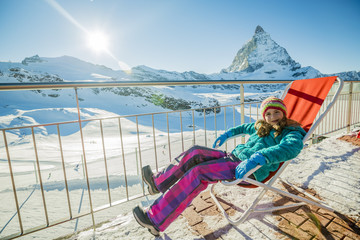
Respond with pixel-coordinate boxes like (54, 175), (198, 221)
(0, 79), (359, 91)
(0, 80), (293, 91)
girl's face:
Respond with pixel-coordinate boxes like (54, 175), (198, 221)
(264, 109), (284, 125)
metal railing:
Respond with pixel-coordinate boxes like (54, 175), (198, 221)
(0, 80), (359, 239)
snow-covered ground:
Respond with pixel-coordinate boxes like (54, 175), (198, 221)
(1, 125), (358, 239)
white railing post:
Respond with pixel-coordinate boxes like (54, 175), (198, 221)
(240, 84), (245, 144)
(347, 82), (353, 132)
(74, 88), (96, 230)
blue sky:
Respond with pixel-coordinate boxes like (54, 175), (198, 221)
(0, 0), (359, 74)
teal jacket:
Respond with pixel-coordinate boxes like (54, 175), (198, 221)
(227, 122), (306, 181)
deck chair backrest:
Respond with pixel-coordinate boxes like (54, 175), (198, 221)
(283, 76), (338, 132)
(237, 76), (341, 189)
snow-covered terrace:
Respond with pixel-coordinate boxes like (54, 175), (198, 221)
(0, 80), (359, 239)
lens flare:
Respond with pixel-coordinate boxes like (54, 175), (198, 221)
(46, 0), (132, 75)
(87, 31), (109, 53)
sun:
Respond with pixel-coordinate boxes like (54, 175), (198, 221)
(87, 31), (109, 53)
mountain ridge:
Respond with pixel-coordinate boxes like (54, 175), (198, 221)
(0, 25), (359, 82)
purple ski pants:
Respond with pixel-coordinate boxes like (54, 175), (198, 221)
(147, 145), (240, 231)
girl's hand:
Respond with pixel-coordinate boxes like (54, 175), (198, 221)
(213, 132), (230, 148)
(235, 152), (266, 179)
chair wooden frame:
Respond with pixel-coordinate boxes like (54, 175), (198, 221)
(210, 77), (344, 225)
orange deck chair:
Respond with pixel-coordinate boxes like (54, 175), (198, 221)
(211, 76), (344, 225)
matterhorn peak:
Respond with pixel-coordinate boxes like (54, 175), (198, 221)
(222, 26), (300, 73)
(255, 25), (265, 34)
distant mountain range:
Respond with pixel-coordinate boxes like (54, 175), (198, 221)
(0, 25), (359, 83)
(1, 25), (359, 135)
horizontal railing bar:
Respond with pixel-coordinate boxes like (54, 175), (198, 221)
(5, 210), (97, 240)
(5, 212), (90, 240)
(0, 80), (293, 91)
(0, 80), (358, 92)
(1, 119), (81, 131)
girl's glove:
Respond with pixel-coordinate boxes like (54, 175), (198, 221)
(213, 131), (231, 148)
(235, 152), (266, 179)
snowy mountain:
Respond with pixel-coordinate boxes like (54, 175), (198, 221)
(218, 25), (323, 79)
(223, 26), (301, 73)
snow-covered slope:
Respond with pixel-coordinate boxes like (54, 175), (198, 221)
(0, 55), (129, 82)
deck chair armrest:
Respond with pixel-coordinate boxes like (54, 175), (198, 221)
(220, 165), (262, 186)
(227, 133), (247, 141)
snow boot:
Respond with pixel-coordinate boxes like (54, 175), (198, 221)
(142, 165), (160, 195)
(133, 206), (160, 237)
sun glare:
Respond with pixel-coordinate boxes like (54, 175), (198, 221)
(87, 31), (109, 53)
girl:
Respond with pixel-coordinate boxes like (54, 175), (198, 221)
(133, 96), (306, 236)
